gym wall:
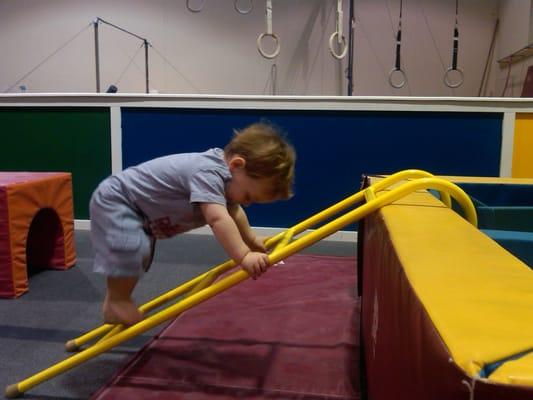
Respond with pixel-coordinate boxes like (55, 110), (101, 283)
(0, 95), (529, 229)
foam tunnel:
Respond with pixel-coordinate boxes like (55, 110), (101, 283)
(0, 172), (76, 298)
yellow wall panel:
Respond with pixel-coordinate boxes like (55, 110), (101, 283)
(513, 114), (533, 178)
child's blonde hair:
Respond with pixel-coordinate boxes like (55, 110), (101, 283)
(225, 122), (296, 200)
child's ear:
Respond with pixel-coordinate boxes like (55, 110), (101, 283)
(229, 156), (246, 170)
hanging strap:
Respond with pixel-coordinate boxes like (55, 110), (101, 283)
(257, 0), (280, 59)
(329, 0), (348, 60)
(444, 0), (464, 88)
(389, 0), (406, 88)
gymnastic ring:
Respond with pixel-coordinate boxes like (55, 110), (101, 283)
(186, 0), (205, 13)
(257, 32), (280, 59)
(329, 31), (348, 60)
(235, 0), (253, 15)
(444, 67), (464, 88)
(388, 68), (406, 89)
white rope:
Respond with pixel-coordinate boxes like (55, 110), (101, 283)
(444, 0), (464, 88)
(4, 23), (92, 93)
(329, 0), (348, 60)
(266, 0), (272, 33)
(461, 376), (478, 400)
(257, 0), (280, 59)
(150, 45), (202, 92)
(114, 43), (145, 86)
(388, 0), (407, 89)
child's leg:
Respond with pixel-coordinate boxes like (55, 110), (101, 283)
(103, 276), (143, 325)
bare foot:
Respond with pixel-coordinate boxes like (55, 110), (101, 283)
(103, 297), (142, 325)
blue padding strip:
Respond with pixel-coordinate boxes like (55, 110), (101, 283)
(482, 229), (533, 268)
(458, 183), (533, 207)
(483, 229), (533, 241)
(121, 108), (502, 229)
(479, 348), (533, 378)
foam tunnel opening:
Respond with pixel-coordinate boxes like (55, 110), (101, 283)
(26, 207), (65, 276)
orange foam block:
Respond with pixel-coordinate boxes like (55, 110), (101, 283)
(0, 172), (76, 298)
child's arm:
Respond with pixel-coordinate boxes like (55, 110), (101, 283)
(200, 203), (269, 277)
(227, 203), (266, 252)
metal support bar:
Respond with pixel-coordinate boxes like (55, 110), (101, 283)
(347, 0), (355, 95)
(92, 17), (151, 93)
(144, 39), (149, 93)
(93, 20), (100, 93)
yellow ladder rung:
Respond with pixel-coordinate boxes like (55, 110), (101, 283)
(364, 187), (376, 202)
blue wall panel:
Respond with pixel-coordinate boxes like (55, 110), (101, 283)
(121, 108), (502, 229)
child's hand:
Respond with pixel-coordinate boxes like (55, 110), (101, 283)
(248, 236), (267, 252)
(241, 251), (270, 279)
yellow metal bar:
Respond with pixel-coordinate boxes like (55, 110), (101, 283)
(286, 169), (451, 237)
(273, 228), (295, 252)
(66, 235), (286, 350)
(65, 169), (451, 351)
(92, 267), (230, 344)
(65, 259), (238, 351)
(370, 169), (452, 207)
(97, 269), (225, 344)
(92, 234), (289, 344)
(5, 175), (475, 398)
(96, 324), (124, 344)
(265, 178), (476, 266)
(65, 169), (449, 351)
(6, 269), (252, 398)
(65, 324), (115, 352)
(184, 269), (221, 298)
(364, 187), (376, 202)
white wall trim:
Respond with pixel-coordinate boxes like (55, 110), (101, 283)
(3, 94), (533, 113)
(500, 112), (516, 177)
(110, 106), (122, 173)
(74, 219), (357, 243)
(75, 219), (91, 230)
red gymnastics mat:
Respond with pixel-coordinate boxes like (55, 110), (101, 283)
(92, 254), (360, 400)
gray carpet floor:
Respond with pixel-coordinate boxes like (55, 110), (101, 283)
(0, 230), (356, 400)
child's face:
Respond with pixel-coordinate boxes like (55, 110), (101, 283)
(226, 156), (275, 206)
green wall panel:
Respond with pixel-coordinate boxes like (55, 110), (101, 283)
(0, 107), (111, 219)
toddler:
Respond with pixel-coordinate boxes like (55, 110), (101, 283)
(90, 122), (295, 325)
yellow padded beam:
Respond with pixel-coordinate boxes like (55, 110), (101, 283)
(371, 177), (533, 383)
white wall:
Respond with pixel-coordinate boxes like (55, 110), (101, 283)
(495, 0), (533, 97)
(0, 0), (503, 96)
